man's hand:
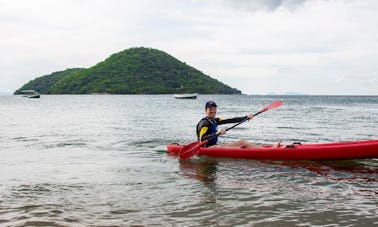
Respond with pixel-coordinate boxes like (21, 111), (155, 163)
(218, 129), (226, 135)
(247, 114), (254, 120)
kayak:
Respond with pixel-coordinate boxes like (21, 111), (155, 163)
(167, 139), (378, 160)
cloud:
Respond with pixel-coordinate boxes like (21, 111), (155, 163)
(219, 0), (309, 12)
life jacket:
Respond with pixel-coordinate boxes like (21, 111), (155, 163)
(197, 117), (218, 146)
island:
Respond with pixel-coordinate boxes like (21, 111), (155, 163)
(14, 47), (241, 95)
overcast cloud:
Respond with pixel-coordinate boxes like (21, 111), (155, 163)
(1, 0), (377, 95)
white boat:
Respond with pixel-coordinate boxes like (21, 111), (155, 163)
(28, 94), (41, 98)
(19, 90), (41, 98)
(174, 93), (198, 99)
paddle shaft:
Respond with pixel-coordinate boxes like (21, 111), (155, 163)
(206, 110), (266, 141)
(224, 110), (265, 132)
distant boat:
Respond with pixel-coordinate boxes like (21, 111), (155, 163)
(174, 93), (198, 99)
(19, 90), (41, 98)
(28, 94), (41, 98)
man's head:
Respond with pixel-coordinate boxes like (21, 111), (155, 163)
(205, 101), (217, 109)
(205, 101), (217, 118)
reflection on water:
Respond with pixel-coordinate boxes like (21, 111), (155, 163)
(179, 157), (378, 186)
(179, 159), (218, 184)
(268, 159), (378, 183)
(179, 158), (219, 204)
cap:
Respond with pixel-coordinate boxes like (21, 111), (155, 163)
(205, 101), (217, 109)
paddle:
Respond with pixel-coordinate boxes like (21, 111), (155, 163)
(179, 100), (283, 160)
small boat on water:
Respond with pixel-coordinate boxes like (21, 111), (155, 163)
(174, 93), (198, 99)
(167, 139), (378, 160)
(28, 94), (41, 98)
(19, 90), (41, 98)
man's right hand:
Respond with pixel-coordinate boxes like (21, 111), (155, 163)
(218, 129), (226, 135)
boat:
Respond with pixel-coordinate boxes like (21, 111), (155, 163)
(28, 94), (40, 98)
(19, 90), (40, 98)
(167, 139), (378, 160)
(174, 93), (198, 99)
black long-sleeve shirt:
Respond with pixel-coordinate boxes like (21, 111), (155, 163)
(196, 116), (247, 146)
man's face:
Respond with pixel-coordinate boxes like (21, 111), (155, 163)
(206, 107), (217, 119)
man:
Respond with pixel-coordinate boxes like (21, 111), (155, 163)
(196, 101), (261, 148)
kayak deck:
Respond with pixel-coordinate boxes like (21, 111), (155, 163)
(167, 139), (378, 160)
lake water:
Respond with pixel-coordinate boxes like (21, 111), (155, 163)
(0, 95), (377, 226)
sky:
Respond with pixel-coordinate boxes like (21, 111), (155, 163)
(1, 0), (377, 95)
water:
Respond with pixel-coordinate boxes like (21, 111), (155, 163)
(0, 95), (377, 226)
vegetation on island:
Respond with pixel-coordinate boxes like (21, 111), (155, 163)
(14, 68), (84, 94)
(14, 47), (241, 94)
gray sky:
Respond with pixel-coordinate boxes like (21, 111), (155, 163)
(1, 0), (377, 95)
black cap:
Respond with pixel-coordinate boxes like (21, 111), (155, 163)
(205, 101), (217, 109)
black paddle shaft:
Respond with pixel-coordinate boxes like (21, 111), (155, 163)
(225, 110), (264, 132)
(207, 110), (264, 141)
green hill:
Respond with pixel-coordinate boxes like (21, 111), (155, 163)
(15, 47), (241, 94)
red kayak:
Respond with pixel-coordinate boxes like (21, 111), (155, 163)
(167, 139), (378, 160)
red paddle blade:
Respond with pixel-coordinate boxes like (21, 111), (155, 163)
(260, 100), (283, 112)
(179, 140), (208, 160)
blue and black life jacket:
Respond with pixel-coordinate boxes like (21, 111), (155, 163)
(196, 117), (219, 146)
